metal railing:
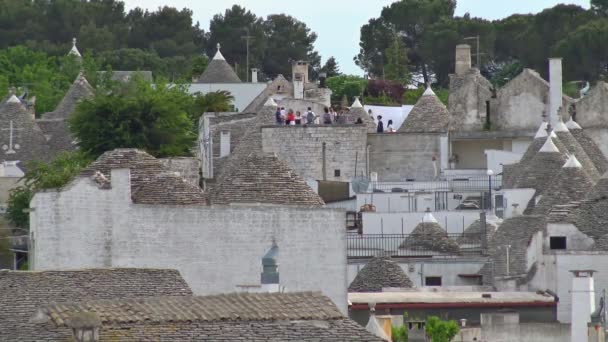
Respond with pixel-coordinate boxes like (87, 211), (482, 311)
(347, 233), (485, 258)
(368, 175), (502, 193)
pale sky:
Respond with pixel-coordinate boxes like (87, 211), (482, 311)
(122, 0), (590, 75)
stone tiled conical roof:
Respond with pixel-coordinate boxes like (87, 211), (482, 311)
(348, 256), (413, 292)
(0, 96), (51, 167)
(530, 155), (594, 215)
(568, 173), (608, 243)
(554, 121), (601, 180)
(196, 44), (241, 83)
(400, 212), (459, 253)
(348, 105), (376, 132)
(212, 152), (324, 207)
(43, 73), (93, 120)
(458, 219), (497, 244)
(398, 87), (449, 133)
(569, 123), (608, 175)
(515, 136), (568, 192)
(131, 172), (207, 206)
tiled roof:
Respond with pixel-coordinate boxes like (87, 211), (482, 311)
(0, 99), (51, 168)
(568, 175), (608, 245)
(530, 158), (594, 215)
(212, 153), (325, 207)
(36, 118), (76, 153)
(33, 292), (382, 341)
(349, 256), (413, 292)
(555, 130), (601, 180)
(131, 172), (207, 205)
(80, 148), (208, 206)
(458, 219), (497, 245)
(81, 148), (164, 189)
(398, 87), (449, 133)
(515, 137), (568, 192)
(486, 216), (546, 278)
(43, 73), (93, 120)
(400, 222), (460, 254)
(348, 107), (377, 132)
(196, 59), (242, 83)
(0, 268), (192, 340)
(570, 128), (608, 175)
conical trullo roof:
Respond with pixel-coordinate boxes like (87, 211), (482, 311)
(531, 155), (595, 215)
(68, 37), (81, 57)
(0, 96), (51, 166)
(43, 73), (93, 120)
(515, 136), (569, 192)
(348, 100), (376, 132)
(458, 219), (497, 245)
(503, 122), (549, 188)
(399, 211), (460, 253)
(196, 43), (241, 83)
(398, 86), (449, 133)
(348, 256), (413, 292)
(553, 120), (601, 180)
(569, 173), (608, 242)
(568, 121), (608, 174)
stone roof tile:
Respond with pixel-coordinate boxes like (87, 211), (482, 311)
(400, 222), (460, 254)
(132, 172), (207, 206)
(570, 128), (608, 175)
(195, 58), (241, 83)
(348, 256), (414, 292)
(398, 88), (449, 133)
(0, 268), (192, 340)
(43, 73), (93, 120)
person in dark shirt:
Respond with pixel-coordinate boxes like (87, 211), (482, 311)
(376, 115), (384, 133)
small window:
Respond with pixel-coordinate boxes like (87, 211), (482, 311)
(550, 236), (567, 250)
(334, 169), (341, 177)
(425, 276), (442, 286)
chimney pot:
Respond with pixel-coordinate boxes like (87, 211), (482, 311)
(67, 312), (101, 342)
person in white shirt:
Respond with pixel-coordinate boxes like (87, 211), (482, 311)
(386, 119), (396, 133)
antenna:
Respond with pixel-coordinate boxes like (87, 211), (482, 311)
(241, 28), (254, 82)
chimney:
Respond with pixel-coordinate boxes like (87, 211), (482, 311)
(251, 68), (258, 83)
(549, 58), (563, 129)
(455, 44), (472, 75)
(66, 312), (102, 342)
(220, 130), (231, 158)
(261, 243), (279, 292)
(319, 72), (327, 88)
(570, 270), (596, 342)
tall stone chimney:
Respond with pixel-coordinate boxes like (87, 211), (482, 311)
(549, 58), (563, 129)
(66, 312), (102, 342)
(570, 270), (596, 342)
(251, 68), (258, 83)
(455, 44), (472, 75)
(261, 243), (279, 292)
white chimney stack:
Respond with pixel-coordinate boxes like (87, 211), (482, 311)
(570, 270), (596, 342)
(549, 58), (563, 129)
(251, 68), (258, 83)
(220, 130), (231, 158)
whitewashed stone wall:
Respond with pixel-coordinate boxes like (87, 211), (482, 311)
(30, 169), (348, 312)
(261, 125), (368, 182)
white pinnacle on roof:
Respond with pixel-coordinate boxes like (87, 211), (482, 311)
(422, 210), (438, 223)
(563, 155), (583, 168)
(553, 119), (569, 133)
(7, 94), (20, 104)
(539, 136), (560, 153)
(212, 42), (225, 61)
(422, 85), (436, 96)
(534, 122), (549, 139)
(550, 130), (557, 138)
(566, 118), (582, 130)
(351, 96), (363, 108)
(68, 37), (81, 57)
(263, 97), (278, 107)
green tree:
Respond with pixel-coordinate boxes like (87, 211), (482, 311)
(391, 325), (409, 342)
(6, 151), (93, 229)
(378, 0), (457, 84)
(554, 19), (608, 81)
(326, 75), (368, 104)
(207, 5), (266, 81)
(425, 316), (460, 342)
(320, 56), (341, 77)
(384, 36), (411, 84)
(591, 0), (608, 16)
(70, 78), (197, 158)
(191, 90), (235, 120)
(355, 18), (393, 78)
(262, 14), (320, 79)
(191, 55), (209, 79)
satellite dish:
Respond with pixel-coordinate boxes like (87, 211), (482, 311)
(351, 177), (370, 194)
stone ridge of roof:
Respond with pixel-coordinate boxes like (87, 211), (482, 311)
(38, 292), (343, 327)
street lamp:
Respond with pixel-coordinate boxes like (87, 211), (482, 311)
(487, 169), (494, 212)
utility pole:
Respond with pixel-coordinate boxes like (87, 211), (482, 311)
(241, 28), (254, 82)
(463, 36), (480, 68)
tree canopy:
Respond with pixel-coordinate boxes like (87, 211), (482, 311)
(358, 0), (608, 86)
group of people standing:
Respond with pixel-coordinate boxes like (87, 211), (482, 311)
(371, 110), (395, 133)
(275, 106), (364, 126)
